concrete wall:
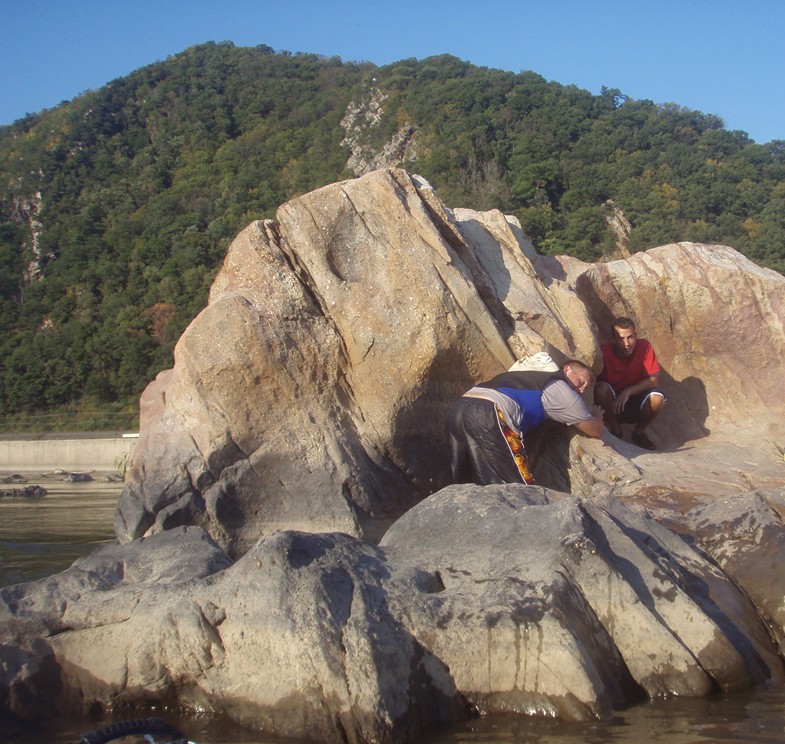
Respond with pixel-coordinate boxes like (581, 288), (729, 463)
(0, 436), (137, 473)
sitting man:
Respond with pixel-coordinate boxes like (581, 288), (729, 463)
(446, 359), (604, 485)
(594, 316), (666, 450)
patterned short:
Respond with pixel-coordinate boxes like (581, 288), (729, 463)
(496, 405), (535, 484)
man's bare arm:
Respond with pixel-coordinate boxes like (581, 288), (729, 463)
(573, 411), (605, 438)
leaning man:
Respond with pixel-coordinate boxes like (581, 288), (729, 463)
(594, 316), (665, 450)
(446, 360), (604, 485)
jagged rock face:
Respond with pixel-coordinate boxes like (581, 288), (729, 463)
(115, 168), (785, 558)
(115, 169), (598, 554)
(340, 86), (418, 175)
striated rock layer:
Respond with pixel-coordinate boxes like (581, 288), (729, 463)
(3, 169), (785, 742)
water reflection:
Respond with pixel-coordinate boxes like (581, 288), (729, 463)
(0, 480), (120, 586)
(13, 686), (785, 744)
(422, 685), (785, 743)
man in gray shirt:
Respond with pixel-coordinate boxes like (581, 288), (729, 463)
(446, 360), (604, 485)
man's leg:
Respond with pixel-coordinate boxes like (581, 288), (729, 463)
(447, 398), (530, 484)
(630, 392), (666, 450)
(634, 392), (665, 434)
(494, 407), (535, 484)
(593, 381), (622, 437)
(446, 399), (476, 484)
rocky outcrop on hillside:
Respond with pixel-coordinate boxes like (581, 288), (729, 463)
(2, 169), (785, 742)
(341, 85), (418, 175)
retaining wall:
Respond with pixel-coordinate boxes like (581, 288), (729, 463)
(0, 436), (137, 473)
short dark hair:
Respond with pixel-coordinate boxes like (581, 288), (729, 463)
(563, 359), (594, 380)
(612, 316), (636, 332)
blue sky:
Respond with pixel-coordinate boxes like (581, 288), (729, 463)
(3, 0), (784, 143)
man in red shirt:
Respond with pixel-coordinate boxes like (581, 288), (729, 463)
(594, 317), (665, 450)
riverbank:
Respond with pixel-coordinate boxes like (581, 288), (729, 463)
(0, 433), (137, 476)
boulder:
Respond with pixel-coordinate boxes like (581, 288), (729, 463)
(2, 486), (784, 742)
(681, 487), (785, 654)
(0, 525), (467, 742)
(115, 169), (604, 555)
(3, 170), (785, 741)
(380, 486), (783, 714)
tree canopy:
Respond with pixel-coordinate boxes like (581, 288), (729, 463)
(1, 42), (783, 429)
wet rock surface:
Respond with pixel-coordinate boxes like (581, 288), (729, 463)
(3, 485), (785, 741)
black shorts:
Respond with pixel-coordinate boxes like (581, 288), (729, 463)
(596, 382), (666, 424)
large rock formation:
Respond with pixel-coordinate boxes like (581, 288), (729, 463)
(115, 169), (785, 556)
(114, 169), (601, 555)
(3, 486), (785, 742)
(3, 169), (785, 742)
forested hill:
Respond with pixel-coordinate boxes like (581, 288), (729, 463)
(1, 42), (784, 430)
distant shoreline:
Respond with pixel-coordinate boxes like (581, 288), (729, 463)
(0, 470), (123, 484)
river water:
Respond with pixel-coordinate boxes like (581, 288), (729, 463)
(0, 479), (120, 587)
(2, 483), (785, 743)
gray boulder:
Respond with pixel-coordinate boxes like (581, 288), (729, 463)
(381, 485), (782, 717)
(3, 485), (784, 742)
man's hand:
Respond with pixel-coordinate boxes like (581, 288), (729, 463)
(612, 376), (658, 415)
(613, 388), (632, 414)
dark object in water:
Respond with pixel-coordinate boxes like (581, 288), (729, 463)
(42, 469), (96, 482)
(64, 472), (95, 482)
(0, 485), (46, 499)
(0, 474), (27, 484)
(79, 717), (192, 744)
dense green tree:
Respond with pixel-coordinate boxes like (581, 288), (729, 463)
(1, 42), (784, 428)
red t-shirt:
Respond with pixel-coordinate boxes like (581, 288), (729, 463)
(599, 338), (661, 391)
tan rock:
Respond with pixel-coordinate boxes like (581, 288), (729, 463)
(117, 169), (603, 553)
(576, 242), (785, 439)
(115, 168), (785, 561)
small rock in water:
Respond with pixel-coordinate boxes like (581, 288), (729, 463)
(0, 485), (47, 499)
(63, 472), (94, 482)
(0, 474), (27, 484)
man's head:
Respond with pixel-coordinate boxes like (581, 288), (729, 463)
(562, 360), (593, 394)
(611, 317), (637, 358)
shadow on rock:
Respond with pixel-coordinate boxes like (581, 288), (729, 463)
(653, 371), (710, 450)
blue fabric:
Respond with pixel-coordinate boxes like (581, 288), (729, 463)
(497, 387), (545, 434)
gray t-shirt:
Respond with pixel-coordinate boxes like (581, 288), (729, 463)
(541, 380), (592, 425)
